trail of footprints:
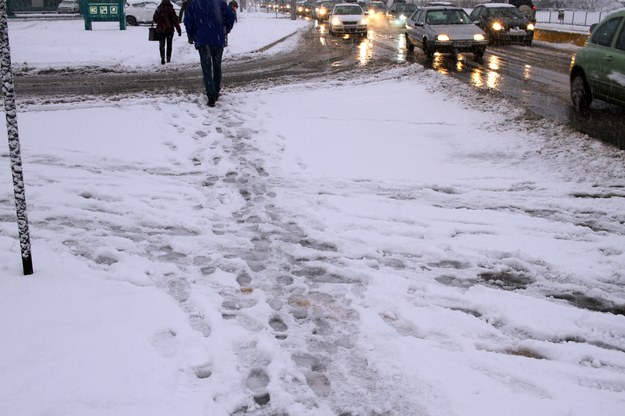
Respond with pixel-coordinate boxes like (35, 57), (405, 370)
(212, 100), (351, 411)
(153, 98), (415, 414)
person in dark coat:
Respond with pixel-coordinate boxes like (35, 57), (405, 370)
(184, 0), (236, 107)
(178, 0), (190, 22)
(153, 0), (182, 65)
(228, 0), (238, 21)
(224, 1), (238, 47)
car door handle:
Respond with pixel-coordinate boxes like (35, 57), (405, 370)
(604, 54), (613, 61)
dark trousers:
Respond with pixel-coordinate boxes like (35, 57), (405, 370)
(198, 45), (224, 100)
(159, 33), (174, 62)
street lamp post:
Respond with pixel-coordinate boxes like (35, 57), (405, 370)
(0, 0), (34, 275)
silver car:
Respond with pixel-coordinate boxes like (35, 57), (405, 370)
(405, 6), (488, 61)
(57, 0), (80, 14)
(125, 1), (180, 26)
(328, 3), (368, 37)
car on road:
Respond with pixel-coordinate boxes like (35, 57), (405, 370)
(57, 0), (80, 14)
(296, 0), (315, 17)
(314, 0), (335, 22)
(405, 6), (487, 61)
(366, 1), (387, 16)
(328, 3), (368, 36)
(491, 0), (536, 23)
(365, 0), (387, 25)
(386, 3), (418, 27)
(125, 0), (180, 26)
(470, 3), (534, 46)
(570, 9), (625, 110)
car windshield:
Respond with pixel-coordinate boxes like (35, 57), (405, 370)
(487, 7), (525, 19)
(334, 5), (362, 14)
(425, 10), (472, 25)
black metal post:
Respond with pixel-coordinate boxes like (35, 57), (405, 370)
(0, 0), (34, 275)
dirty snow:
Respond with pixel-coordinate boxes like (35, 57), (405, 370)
(1, 10), (625, 416)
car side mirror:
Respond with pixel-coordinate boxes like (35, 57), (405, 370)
(589, 23), (597, 34)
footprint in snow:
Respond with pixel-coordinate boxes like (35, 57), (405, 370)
(224, 171), (238, 183)
(269, 316), (288, 340)
(189, 312), (212, 337)
(236, 272), (252, 288)
(151, 329), (178, 358)
(182, 340), (213, 380)
(246, 368), (271, 405)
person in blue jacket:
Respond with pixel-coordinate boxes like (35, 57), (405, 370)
(184, 0), (236, 107)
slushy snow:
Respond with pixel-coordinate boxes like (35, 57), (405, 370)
(1, 11), (625, 416)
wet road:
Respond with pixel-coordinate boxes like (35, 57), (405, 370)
(332, 21), (625, 149)
(13, 19), (625, 148)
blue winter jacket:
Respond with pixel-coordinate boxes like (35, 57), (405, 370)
(184, 0), (236, 49)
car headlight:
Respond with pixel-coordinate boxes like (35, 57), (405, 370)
(492, 22), (503, 31)
(474, 33), (485, 41)
(331, 17), (341, 26)
(436, 34), (450, 42)
(527, 23), (535, 31)
(319, 8), (326, 15)
(399, 14), (407, 21)
(359, 18), (368, 25)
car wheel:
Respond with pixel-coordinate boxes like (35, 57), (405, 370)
(405, 34), (415, 52)
(571, 74), (592, 111)
(474, 48), (485, 63)
(126, 16), (138, 26)
(422, 39), (434, 60)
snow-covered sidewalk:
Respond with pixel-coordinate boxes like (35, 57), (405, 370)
(7, 11), (308, 71)
(1, 11), (625, 416)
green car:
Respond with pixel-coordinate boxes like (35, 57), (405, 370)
(570, 9), (625, 110)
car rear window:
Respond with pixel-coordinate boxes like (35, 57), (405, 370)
(488, 7), (524, 19)
(509, 0), (534, 8)
(591, 17), (623, 47)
